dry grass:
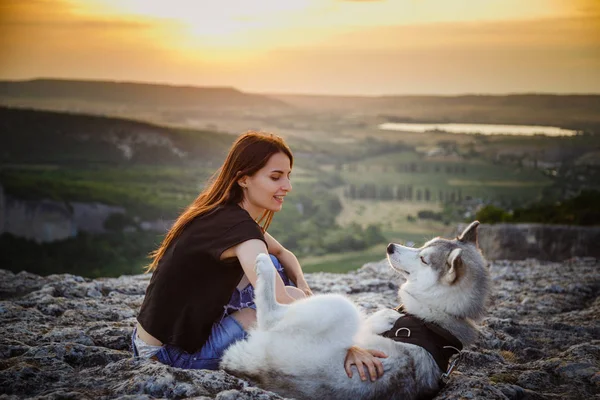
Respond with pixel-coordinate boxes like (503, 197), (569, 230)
(500, 350), (519, 363)
(335, 188), (443, 229)
(332, 188), (454, 245)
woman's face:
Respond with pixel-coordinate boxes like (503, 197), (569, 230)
(239, 152), (292, 218)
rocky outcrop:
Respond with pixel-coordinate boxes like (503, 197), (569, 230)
(0, 185), (126, 243)
(0, 185), (172, 243)
(457, 223), (600, 261)
(1, 257), (599, 399)
(0, 195), (76, 243)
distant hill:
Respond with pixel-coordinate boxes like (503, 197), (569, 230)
(2, 79), (599, 134)
(269, 93), (600, 130)
(0, 106), (235, 166)
(0, 79), (289, 109)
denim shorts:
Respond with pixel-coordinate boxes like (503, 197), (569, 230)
(132, 314), (247, 370)
(132, 255), (291, 370)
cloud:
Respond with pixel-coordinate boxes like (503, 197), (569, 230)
(574, 0), (600, 14)
(0, 0), (178, 81)
(1, 18), (152, 29)
(0, 0), (154, 29)
(232, 13), (600, 95)
(0, 0), (74, 25)
(311, 14), (600, 51)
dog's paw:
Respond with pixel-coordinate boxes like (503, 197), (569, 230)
(255, 253), (273, 276)
(366, 308), (401, 334)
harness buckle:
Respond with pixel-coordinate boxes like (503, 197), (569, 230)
(395, 327), (411, 337)
(440, 349), (462, 384)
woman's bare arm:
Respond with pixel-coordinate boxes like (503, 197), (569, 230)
(264, 232), (313, 296)
(233, 239), (297, 304)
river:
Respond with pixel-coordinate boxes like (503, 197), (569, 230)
(378, 123), (578, 136)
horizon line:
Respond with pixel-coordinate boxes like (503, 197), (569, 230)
(1, 77), (599, 98)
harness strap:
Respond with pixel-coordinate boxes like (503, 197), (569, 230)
(381, 305), (463, 373)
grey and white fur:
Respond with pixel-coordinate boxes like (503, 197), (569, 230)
(221, 221), (491, 400)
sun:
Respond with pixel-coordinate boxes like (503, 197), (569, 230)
(76, 0), (321, 55)
(92, 0), (315, 39)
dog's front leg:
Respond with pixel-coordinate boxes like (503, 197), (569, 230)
(365, 308), (401, 334)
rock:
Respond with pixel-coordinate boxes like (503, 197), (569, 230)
(456, 223), (600, 261)
(555, 362), (596, 380)
(436, 375), (509, 399)
(0, 257), (598, 399)
(516, 370), (552, 391)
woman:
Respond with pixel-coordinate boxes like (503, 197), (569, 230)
(132, 131), (386, 381)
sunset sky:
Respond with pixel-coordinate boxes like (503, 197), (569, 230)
(0, 0), (599, 95)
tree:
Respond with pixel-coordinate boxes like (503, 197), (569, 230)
(406, 185), (413, 201)
(347, 184), (356, 199)
(380, 185), (393, 200)
(475, 205), (510, 224)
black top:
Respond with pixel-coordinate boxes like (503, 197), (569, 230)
(137, 204), (267, 353)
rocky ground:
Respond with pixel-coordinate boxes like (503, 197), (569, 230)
(0, 257), (598, 399)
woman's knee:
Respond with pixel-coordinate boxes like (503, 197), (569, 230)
(286, 286), (306, 300)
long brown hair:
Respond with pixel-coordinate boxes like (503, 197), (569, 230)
(145, 130), (293, 272)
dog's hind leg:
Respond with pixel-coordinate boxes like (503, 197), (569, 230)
(254, 253), (288, 330)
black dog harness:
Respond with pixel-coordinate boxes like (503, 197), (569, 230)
(380, 305), (463, 374)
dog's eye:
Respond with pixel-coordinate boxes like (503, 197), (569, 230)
(420, 256), (428, 265)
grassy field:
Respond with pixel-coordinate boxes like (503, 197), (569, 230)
(300, 244), (388, 273)
(336, 191), (445, 228)
(298, 220), (455, 274)
(0, 165), (211, 219)
(336, 150), (551, 204)
(297, 184), (457, 274)
(306, 148), (552, 273)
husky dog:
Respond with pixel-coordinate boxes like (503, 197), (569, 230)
(221, 221), (491, 400)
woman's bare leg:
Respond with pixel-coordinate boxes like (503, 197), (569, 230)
(230, 307), (256, 330)
(286, 286), (306, 300)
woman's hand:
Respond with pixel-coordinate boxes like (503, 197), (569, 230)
(264, 233), (313, 297)
(344, 346), (387, 382)
(296, 280), (313, 297)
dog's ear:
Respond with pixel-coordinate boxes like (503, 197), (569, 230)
(458, 220), (479, 246)
(444, 248), (463, 284)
